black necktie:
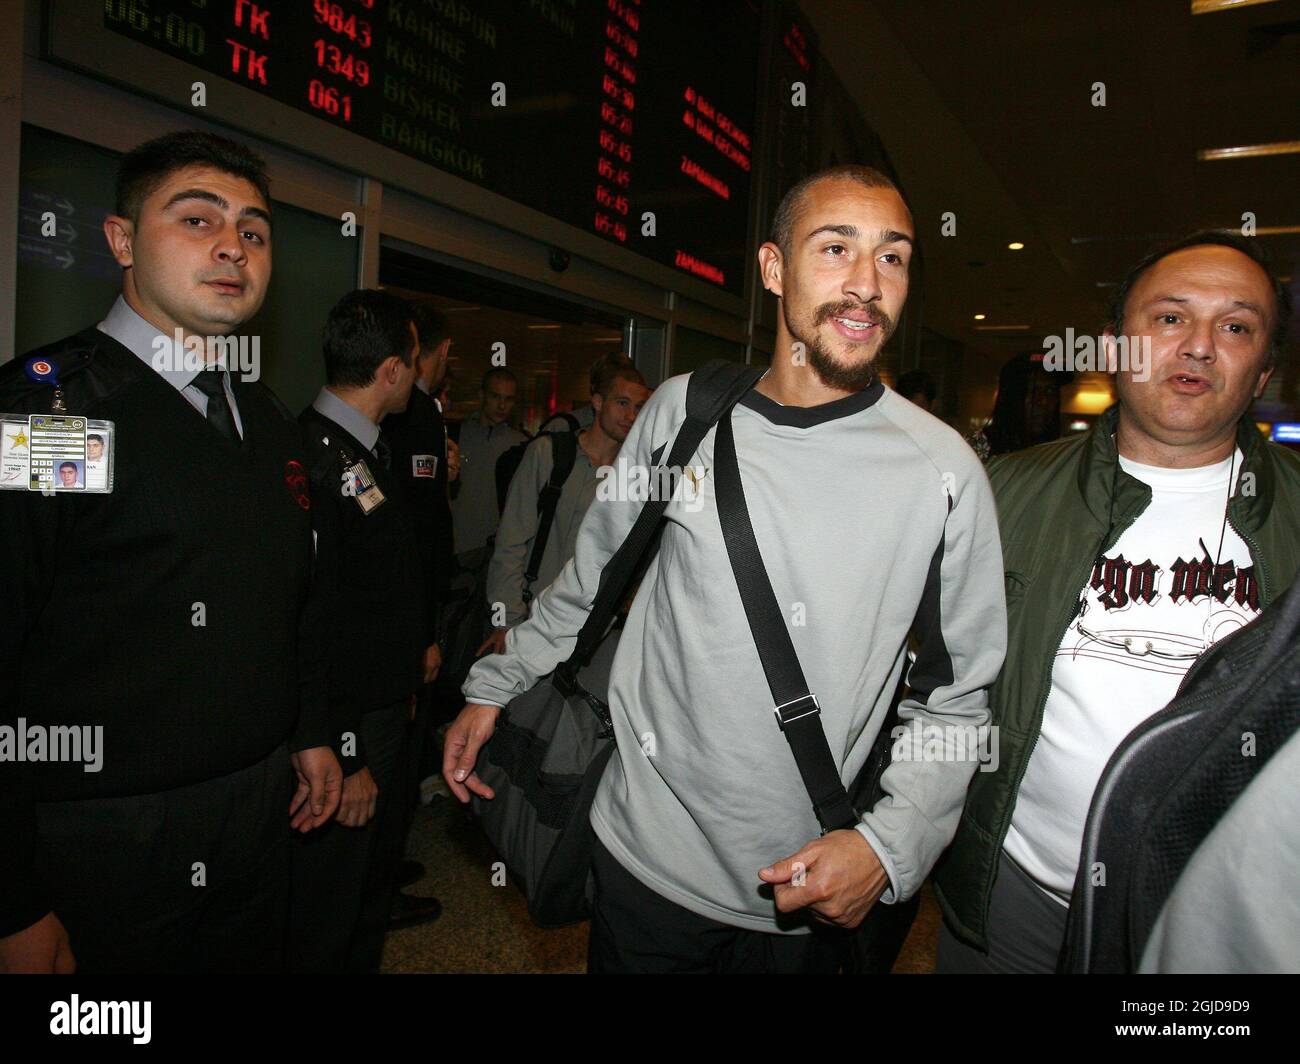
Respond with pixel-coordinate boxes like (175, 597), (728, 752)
(374, 433), (392, 470)
(190, 367), (240, 443)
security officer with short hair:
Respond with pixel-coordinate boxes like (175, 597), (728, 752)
(0, 129), (342, 974)
(384, 302), (454, 677)
(290, 288), (434, 972)
(380, 301), (453, 929)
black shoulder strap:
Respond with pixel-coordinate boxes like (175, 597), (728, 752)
(712, 407), (859, 834)
(539, 411), (582, 435)
(553, 360), (762, 688)
(524, 430), (579, 600)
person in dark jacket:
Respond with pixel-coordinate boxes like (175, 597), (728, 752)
(290, 289), (433, 972)
(384, 303), (454, 674)
(379, 301), (454, 929)
(0, 130), (342, 974)
(935, 230), (1300, 973)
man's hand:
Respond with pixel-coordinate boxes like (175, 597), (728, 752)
(289, 746), (343, 832)
(475, 628), (510, 657)
(336, 767), (379, 828)
(422, 643), (443, 684)
(446, 439), (461, 483)
(443, 703), (501, 803)
(759, 829), (889, 929)
(0, 912), (76, 974)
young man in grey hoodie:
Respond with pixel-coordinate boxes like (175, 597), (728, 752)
(444, 164), (1006, 973)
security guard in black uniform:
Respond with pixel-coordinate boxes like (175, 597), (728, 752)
(290, 288), (433, 972)
(0, 130), (342, 974)
(380, 302), (454, 929)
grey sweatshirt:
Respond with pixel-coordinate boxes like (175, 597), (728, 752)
(464, 371), (1007, 932)
(487, 433), (601, 626)
(451, 416), (527, 557)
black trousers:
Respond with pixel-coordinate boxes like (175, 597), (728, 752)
(935, 848), (1069, 974)
(289, 700), (410, 973)
(393, 684), (434, 867)
(587, 836), (919, 974)
(33, 743), (292, 974)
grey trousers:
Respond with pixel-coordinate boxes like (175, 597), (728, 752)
(936, 849), (1069, 974)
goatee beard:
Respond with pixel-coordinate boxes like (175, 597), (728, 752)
(794, 301), (896, 392)
(807, 336), (879, 392)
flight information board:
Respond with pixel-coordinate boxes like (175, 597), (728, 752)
(98, 0), (761, 295)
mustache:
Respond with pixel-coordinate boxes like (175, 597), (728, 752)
(815, 302), (893, 332)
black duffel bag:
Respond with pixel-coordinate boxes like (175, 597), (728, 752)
(470, 360), (763, 928)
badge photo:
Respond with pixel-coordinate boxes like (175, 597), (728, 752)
(0, 415), (116, 493)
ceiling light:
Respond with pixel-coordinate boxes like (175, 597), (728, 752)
(1198, 141), (1300, 161)
(973, 314), (986, 320)
(1007, 242), (1024, 250)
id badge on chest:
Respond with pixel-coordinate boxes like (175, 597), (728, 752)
(342, 456), (386, 514)
(1, 414), (116, 494)
(2, 356), (115, 493)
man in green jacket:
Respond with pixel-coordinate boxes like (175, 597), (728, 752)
(935, 230), (1300, 972)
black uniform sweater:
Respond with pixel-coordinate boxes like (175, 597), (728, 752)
(299, 405), (426, 776)
(382, 384), (453, 639)
(0, 326), (330, 936)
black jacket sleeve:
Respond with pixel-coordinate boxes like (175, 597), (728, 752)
(304, 447), (368, 776)
(289, 502), (335, 754)
(0, 377), (74, 937)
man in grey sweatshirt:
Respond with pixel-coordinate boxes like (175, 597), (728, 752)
(478, 357), (650, 656)
(445, 164), (1007, 973)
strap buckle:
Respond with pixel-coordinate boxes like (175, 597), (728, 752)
(773, 693), (820, 730)
(552, 661), (578, 696)
(553, 662), (614, 739)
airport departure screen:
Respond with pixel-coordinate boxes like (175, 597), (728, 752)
(102, 0), (761, 295)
